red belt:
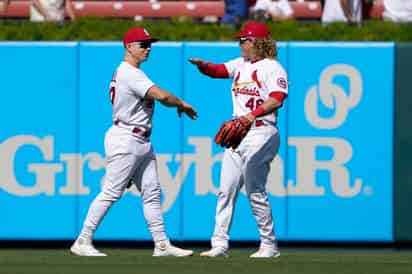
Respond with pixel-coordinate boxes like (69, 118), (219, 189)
(114, 120), (150, 138)
(254, 120), (276, 127)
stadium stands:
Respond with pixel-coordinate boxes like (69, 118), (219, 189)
(1, 0), (384, 20)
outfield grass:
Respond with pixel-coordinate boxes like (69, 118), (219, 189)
(1, 248), (412, 274)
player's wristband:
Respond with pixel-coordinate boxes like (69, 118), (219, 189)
(251, 105), (266, 118)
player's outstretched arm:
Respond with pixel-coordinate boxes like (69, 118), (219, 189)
(176, 101), (198, 120)
(188, 58), (208, 67)
(146, 85), (198, 120)
(188, 58), (229, 78)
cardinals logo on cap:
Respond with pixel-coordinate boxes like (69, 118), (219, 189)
(234, 21), (271, 39)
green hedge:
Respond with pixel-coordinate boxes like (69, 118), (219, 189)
(1, 17), (412, 41)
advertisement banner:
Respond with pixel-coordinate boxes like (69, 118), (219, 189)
(287, 42), (394, 241)
(0, 42), (395, 241)
(0, 42), (78, 239)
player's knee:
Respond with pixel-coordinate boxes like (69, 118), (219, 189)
(142, 186), (161, 203)
(218, 190), (234, 200)
(245, 183), (265, 195)
(101, 189), (122, 201)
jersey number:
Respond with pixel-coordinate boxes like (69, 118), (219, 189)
(109, 86), (115, 105)
(245, 98), (264, 111)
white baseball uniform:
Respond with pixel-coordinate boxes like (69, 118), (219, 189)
(78, 61), (168, 243)
(211, 57), (288, 250)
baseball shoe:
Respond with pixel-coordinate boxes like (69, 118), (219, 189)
(153, 240), (193, 257)
(249, 247), (280, 258)
(70, 238), (107, 257)
(200, 246), (228, 258)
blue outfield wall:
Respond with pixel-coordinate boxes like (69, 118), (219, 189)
(0, 41), (394, 241)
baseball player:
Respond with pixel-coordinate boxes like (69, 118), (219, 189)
(70, 27), (197, 257)
(189, 21), (287, 258)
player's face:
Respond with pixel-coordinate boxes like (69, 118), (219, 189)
(127, 41), (152, 62)
(239, 37), (255, 59)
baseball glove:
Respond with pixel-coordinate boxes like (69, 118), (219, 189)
(214, 116), (252, 149)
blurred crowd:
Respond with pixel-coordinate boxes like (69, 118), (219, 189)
(0, 0), (411, 24)
(227, 0), (412, 26)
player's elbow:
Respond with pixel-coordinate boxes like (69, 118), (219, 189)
(156, 93), (170, 103)
(147, 86), (171, 103)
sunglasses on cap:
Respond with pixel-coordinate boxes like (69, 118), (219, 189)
(130, 40), (152, 49)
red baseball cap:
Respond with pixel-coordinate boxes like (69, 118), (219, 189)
(123, 27), (159, 47)
(233, 21), (271, 39)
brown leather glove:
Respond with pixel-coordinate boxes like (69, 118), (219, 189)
(214, 116), (252, 149)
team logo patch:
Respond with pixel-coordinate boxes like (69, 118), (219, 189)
(277, 77), (287, 89)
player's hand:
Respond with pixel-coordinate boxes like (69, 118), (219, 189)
(188, 58), (207, 68)
(178, 101), (198, 120)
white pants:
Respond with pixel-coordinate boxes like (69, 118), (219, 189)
(79, 126), (167, 243)
(211, 126), (280, 249)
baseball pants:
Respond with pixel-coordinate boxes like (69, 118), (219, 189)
(211, 126), (280, 249)
(79, 126), (167, 243)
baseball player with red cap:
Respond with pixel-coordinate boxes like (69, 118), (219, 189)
(189, 21), (288, 258)
(70, 27), (197, 257)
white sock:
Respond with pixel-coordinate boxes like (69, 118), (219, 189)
(78, 193), (114, 242)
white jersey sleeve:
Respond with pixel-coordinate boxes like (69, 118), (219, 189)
(128, 69), (155, 98)
(264, 63), (288, 96)
(224, 57), (245, 78)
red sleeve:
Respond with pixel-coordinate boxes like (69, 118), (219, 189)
(198, 62), (229, 78)
(269, 91), (287, 105)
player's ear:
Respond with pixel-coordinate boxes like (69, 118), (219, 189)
(126, 44), (134, 54)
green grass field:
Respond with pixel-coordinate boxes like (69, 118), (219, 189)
(1, 248), (412, 274)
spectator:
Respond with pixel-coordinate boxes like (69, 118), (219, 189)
(383, 0), (412, 23)
(321, 0), (362, 25)
(30, 0), (75, 22)
(221, 0), (249, 27)
(250, 0), (294, 22)
(0, 0), (9, 16)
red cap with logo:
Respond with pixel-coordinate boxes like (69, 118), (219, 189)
(233, 21), (271, 39)
(123, 27), (159, 47)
